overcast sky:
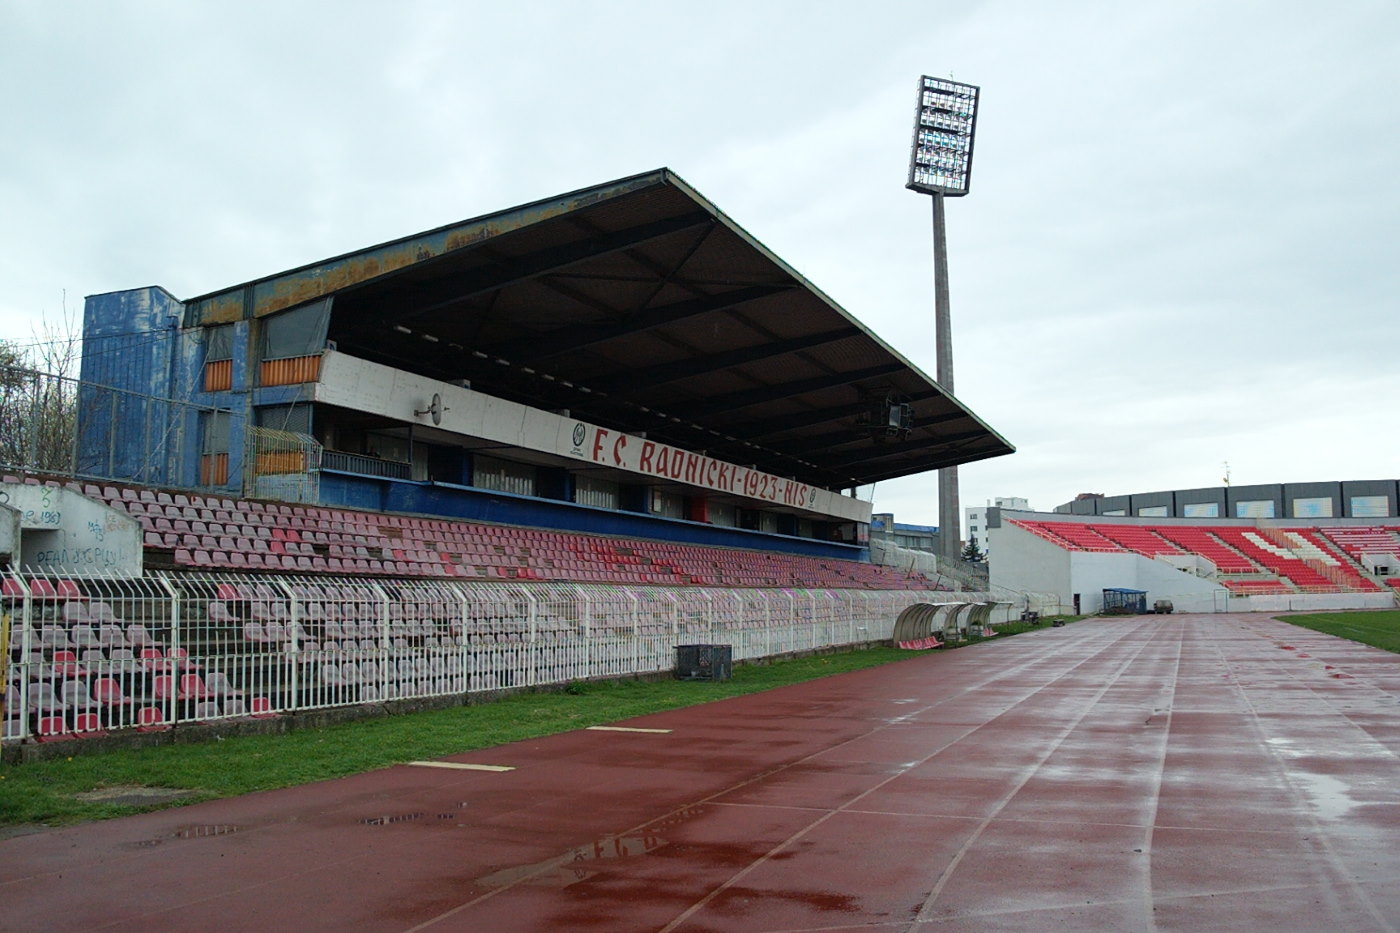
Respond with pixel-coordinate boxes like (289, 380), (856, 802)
(2, 0), (1397, 526)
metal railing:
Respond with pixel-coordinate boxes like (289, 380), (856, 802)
(1, 569), (936, 744)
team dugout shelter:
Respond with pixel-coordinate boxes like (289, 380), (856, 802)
(78, 169), (1014, 562)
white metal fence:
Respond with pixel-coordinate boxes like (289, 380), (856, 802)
(1, 570), (931, 743)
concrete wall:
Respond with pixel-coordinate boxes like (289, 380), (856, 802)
(2, 484), (141, 575)
(0, 504), (17, 566)
(988, 520), (1071, 607)
(1069, 551), (1227, 614)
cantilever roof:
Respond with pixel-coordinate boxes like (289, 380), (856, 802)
(186, 169), (1013, 490)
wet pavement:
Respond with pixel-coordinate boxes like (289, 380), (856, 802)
(3, 614), (1399, 932)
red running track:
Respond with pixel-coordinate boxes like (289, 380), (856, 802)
(3, 614), (1400, 932)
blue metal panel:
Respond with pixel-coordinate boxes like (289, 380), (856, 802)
(77, 288), (189, 485)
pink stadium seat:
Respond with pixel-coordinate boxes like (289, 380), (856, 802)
(136, 707), (169, 731)
(93, 677), (134, 706)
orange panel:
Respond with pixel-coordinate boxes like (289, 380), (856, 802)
(260, 355), (321, 386)
(203, 359), (233, 391)
(256, 451), (306, 475)
(200, 453), (229, 485)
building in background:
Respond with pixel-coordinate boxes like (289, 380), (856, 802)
(965, 497), (1029, 555)
(870, 513), (940, 553)
(1053, 482), (1397, 520)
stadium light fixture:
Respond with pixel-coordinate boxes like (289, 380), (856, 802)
(906, 76), (980, 197)
(905, 74), (980, 563)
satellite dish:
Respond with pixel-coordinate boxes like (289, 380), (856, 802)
(414, 393), (447, 426)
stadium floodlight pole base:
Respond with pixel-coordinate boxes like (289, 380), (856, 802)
(932, 193), (961, 563)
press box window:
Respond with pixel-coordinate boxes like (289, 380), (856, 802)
(200, 411), (231, 485)
(1349, 495), (1388, 518)
(259, 300), (330, 386)
(473, 454), (536, 497)
(203, 324), (234, 391)
(255, 405), (313, 436)
(1292, 497), (1333, 518)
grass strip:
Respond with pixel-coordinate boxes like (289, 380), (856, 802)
(1276, 609), (1400, 654)
(0, 618), (1080, 829)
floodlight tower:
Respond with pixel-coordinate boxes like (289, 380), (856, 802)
(906, 75), (980, 564)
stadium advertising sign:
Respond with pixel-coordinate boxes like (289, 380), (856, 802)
(567, 423), (866, 518)
(906, 75), (979, 197)
(317, 353), (868, 521)
(578, 424), (820, 508)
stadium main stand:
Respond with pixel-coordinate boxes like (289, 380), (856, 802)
(2, 170), (1021, 746)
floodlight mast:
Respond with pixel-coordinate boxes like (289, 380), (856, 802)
(906, 75), (980, 565)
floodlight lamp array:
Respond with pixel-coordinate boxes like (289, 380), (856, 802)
(906, 76), (980, 197)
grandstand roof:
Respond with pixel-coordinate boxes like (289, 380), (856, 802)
(185, 169), (1013, 490)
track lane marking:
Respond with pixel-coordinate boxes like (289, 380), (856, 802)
(406, 761), (514, 772)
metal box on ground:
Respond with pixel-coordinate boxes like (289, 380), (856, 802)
(675, 644), (733, 682)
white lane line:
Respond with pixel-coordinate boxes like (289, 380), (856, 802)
(586, 726), (673, 734)
(406, 761), (515, 772)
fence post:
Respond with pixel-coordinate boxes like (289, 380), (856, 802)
(152, 572), (181, 725)
(522, 585), (538, 688)
(453, 581), (472, 694)
(11, 570), (31, 741)
(578, 584), (591, 682)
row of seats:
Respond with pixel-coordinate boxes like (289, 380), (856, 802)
(1010, 520), (1392, 593)
(6, 680), (274, 741)
(79, 481), (940, 591)
(1321, 526), (1400, 559)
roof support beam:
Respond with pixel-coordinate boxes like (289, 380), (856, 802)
(816, 429), (991, 468)
(665, 364), (908, 421)
(481, 283), (793, 361)
(585, 326), (861, 395)
(765, 410), (969, 454)
(714, 392), (945, 440)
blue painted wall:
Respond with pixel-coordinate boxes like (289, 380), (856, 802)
(77, 287), (204, 486)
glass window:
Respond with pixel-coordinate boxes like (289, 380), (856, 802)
(255, 404), (312, 436)
(473, 454), (536, 497)
(1292, 496), (1333, 518)
(650, 489), (684, 518)
(1349, 495), (1389, 518)
(202, 411), (230, 453)
(709, 501), (737, 527)
(206, 324), (234, 361)
(575, 475), (619, 509)
(1137, 506), (1169, 517)
(1235, 499), (1276, 518)
(1182, 502), (1220, 518)
(1103, 509), (1126, 517)
(261, 300), (330, 361)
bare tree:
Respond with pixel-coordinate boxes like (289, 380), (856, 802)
(0, 299), (81, 475)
